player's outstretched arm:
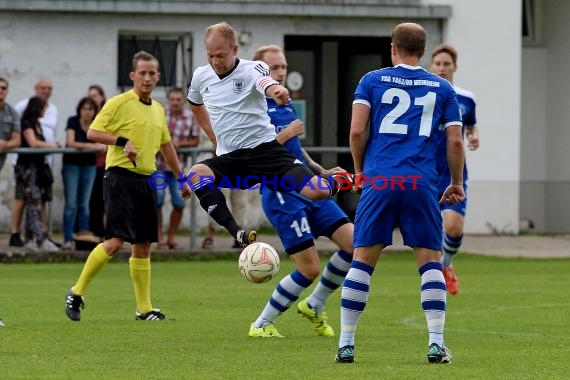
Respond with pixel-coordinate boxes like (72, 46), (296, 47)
(160, 141), (183, 176)
(440, 123), (465, 205)
(439, 184), (465, 205)
(276, 119), (304, 145)
(88, 128), (137, 163)
(160, 141), (191, 199)
(466, 126), (480, 150)
(266, 84), (290, 105)
(445, 124), (464, 185)
(301, 148), (347, 177)
(190, 104), (217, 149)
(87, 128), (123, 146)
(301, 148), (325, 175)
(349, 103), (370, 175)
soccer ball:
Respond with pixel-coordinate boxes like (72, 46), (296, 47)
(238, 242), (280, 283)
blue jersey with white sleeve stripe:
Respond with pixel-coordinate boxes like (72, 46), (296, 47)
(435, 85), (476, 193)
(354, 64), (461, 192)
(266, 97), (306, 165)
(263, 97), (349, 253)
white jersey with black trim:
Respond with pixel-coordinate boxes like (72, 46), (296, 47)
(187, 59), (279, 156)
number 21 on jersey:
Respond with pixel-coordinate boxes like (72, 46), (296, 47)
(379, 88), (436, 137)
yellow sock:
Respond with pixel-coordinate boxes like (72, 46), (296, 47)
(72, 244), (112, 295)
(129, 257), (152, 313)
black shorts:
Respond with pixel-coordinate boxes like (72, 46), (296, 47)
(104, 168), (158, 243)
(198, 140), (315, 191)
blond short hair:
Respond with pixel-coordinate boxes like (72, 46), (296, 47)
(205, 22), (237, 46)
(431, 43), (458, 65)
(252, 44), (283, 61)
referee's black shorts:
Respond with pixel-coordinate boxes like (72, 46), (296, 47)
(103, 167), (158, 243)
(198, 140), (315, 191)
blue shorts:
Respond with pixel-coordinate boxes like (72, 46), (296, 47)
(262, 190), (350, 254)
(353, 183), (442, 251)
(439, 183), (468, 216)
(156, 171), (185, 209)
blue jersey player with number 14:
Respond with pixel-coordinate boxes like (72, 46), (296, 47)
(336, 23), (465, 365)
(247, 45), (355, 339)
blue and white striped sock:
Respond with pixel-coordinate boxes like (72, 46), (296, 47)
(307, 250), (352, 312)
(254, 270), (312, 327)
(338, 260), (374, 348)
(419, 261), (447, 346)
(442, 233), (463, 268)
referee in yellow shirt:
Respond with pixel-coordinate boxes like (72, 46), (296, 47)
(64, 51), (191, 321)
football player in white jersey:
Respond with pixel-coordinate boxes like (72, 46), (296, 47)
(186, 22), (341, 247)
(430, 43), (480, 295)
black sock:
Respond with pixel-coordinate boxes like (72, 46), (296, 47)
(194, 188), (240, 237)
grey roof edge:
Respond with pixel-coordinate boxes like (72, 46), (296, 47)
(0, 1), (451, 19)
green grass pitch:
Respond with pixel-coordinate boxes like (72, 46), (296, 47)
(0, 252), (568, 379)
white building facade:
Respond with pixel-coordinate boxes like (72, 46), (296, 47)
(0, 0), (567, 234)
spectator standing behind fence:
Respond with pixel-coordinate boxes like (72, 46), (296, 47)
(156, 87), (200, 249)
(87, 85), (107, 238)
(61, 97), (105, 250)
(0, 77), (21, 173)
(16, 96), (60, 252)
(10, 77), (59, 247)
(0, 77), (21, 327)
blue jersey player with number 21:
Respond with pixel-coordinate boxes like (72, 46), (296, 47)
(335, 23), (465, 365)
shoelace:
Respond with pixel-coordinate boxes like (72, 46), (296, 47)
(67, 295), (84, 310)
(307, 310), (329, 324)
(339, 346), (354, 358)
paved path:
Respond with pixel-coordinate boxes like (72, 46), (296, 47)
(305, 233), (570, 259)
(458, 234), (570, 258)
(1, 232), (568, 260)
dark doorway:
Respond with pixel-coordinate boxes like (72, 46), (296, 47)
(285, 35), (391, 220)
(284, 35), (391, 171)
